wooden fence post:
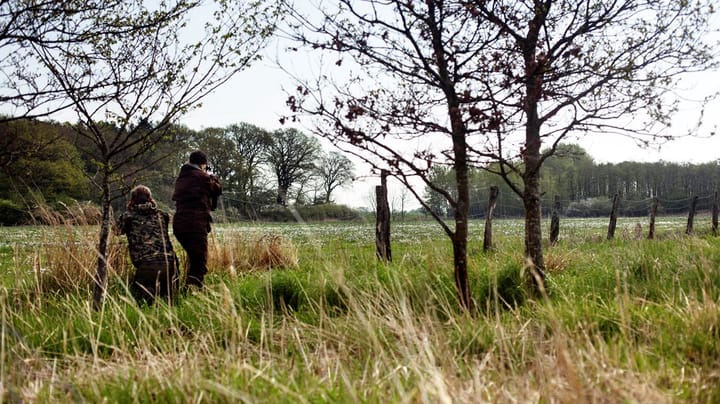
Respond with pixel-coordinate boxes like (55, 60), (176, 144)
(648, 197), (658, 240)
(375, 170), (391, 261)
(607, 193), (620, 240)
(483, 186), (499, 251)
(686, 194), (698, 235)
(712, 191), (718, 236)
(550, 195), (561, 246)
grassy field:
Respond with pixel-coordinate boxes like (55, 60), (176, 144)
(1, 215), (720, 402)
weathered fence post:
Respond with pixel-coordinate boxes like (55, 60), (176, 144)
(648, 197), (658, 240)
(549, 195), (561, 246)
(483, 186), (499, 251)
(712, 191), (718, 236)
(607, 193), (620, 240)
(686, 194), (698, 235)
(375, 170), (391, 261)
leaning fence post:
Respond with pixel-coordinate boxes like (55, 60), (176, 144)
(686, 194), (698, 235)
(375, 170), (391, 261)
(483, 186), (499, 251)
(648, 197), (658, 240)
(549, 195), (561, 246)
(712, 191), (718, 236)
(607, 193), (620, 240)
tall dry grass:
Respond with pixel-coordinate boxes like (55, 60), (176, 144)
(22, 203), (299, 294)
(207, 231), (299, 276)
(14, 202), (131, 295)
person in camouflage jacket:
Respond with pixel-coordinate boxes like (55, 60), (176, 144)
(117, 185), (179, 305)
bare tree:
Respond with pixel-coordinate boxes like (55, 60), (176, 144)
(226, 123), (273, 218)
(282, 1), (497, 309)
(195, 127), (239, 184)
(467, 0), (717, 286)
(0, 1), (195, 170)
(315, 151), (354, 204)
(0, 1), (194, 121)
(281, 0), (717, 307)
(265, 128), (321, 206)
(24, 0), (279, 308)
(397, 186), (411, 221)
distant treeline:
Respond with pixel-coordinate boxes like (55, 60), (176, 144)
(424, 144), (720, 218)
(2, 118), (717, 224)
(0, 118), (360, 225)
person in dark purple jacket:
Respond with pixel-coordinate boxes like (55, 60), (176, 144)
(172, 150), (222, 290)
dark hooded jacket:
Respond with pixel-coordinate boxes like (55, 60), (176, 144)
(172, 164), (223, 233)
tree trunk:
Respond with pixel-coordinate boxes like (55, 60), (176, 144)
(607, 193), (619, 240)
(523, 169), (546, 289)
(648, 197), (658, 240)
(452, 193), (471, 311)
(375, 170), (391, 261)
(549, 195), (560, 246)
(522, 111), (546, 290)
(686, 194), (698, 235)
(277, 187), (288, 206)
(522, 30), (547, 293)
(712, 191), (718, 236)
(450, 117), (472, 311)
(92, 185), (112, 310)
(483, 185), (499, 252)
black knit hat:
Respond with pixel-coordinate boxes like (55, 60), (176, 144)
(189, 150), (208, 165)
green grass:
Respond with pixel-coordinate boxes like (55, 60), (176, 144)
(2, 216), (720, 402)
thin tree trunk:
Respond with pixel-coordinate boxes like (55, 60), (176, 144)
(607, 193), (620, 240)
(375, 170), (391, 261)
(686, 194), (698, 235)
(549, 195), (560, 246)
(277, 186), (288, 206)
(450, 118), (472, 311)
(92, 185), (112, 310)
(452, 186), (471, 311)
(648, 197), (658, 240)
(483, 185), (499, 252)
(712, 191), (718, 236)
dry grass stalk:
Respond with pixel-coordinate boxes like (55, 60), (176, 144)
(27, 201), (131, 293)
(208, 232), (298, 276)
(544, 251), (572, 274)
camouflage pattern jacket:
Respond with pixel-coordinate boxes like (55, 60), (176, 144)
(117, 203), (176, 266)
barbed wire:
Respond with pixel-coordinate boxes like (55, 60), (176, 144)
(213, 188), (719, 222)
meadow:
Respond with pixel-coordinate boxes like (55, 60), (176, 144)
(1, 215), (720, 403)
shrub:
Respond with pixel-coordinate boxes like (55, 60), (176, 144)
(258, 204), (360, 222)
(565, 197), (613, 217)
(0, 199), (27, 225)
(270, 272), (304, 311)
